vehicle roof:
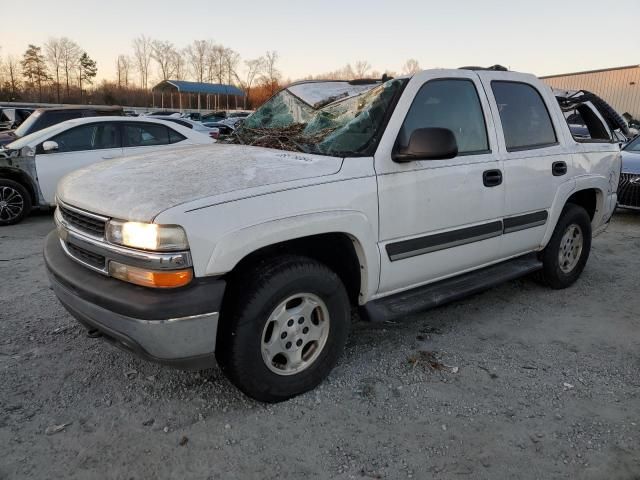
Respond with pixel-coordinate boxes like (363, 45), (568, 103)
(33, 105), (123, 113)
(59, 116), (194, 126)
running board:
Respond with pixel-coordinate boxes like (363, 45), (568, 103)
(361, 253), (542, 322)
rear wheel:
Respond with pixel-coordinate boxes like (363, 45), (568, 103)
(538, 204), (592, 289)
(216, 255), (351, 402)
(0, 179), (32, 226)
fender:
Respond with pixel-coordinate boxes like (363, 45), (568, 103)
(205, 210), (380, 303)
(540, 174), (608, 247)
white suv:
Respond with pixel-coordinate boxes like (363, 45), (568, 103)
(45, 67), (621, 402)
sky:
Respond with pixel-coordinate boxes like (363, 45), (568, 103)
(3, 0), (639, 84)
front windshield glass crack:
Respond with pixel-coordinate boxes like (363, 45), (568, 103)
(222, 79), (405, 157)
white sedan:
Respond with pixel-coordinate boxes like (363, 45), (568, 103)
(0, 116), (214, 225)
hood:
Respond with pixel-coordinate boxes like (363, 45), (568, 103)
(0, 130), (17, 146)
(58, 143), (343, 221)
(621, 150), (640, 174)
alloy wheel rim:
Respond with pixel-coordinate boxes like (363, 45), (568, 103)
(558, 223), (583, 273)
(0, 186), (24, 222)
(261, 293), (330, 376)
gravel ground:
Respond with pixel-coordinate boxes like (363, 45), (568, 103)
(1, 211), (639, 480)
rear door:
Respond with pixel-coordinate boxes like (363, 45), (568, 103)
(35, 121), (123, 204)
(477, 72), (575, 257)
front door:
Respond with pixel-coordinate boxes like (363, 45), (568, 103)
(375, 70), (505, 295)
(35, 122), (122, 204)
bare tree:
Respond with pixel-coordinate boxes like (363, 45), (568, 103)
(4, 55), (21, 98)
(116, 54), (132, 88)
(239, 57), (264, 108)
(58, 38), (81, 98)
(354, 60), (371, 78)
(172, 49), (188, 80)
(402, 58), (421, 75)
(186, 40), (209, 83)
(209, 44), (227, 84)
(261, 50), (280, 94)
(132, 35), (153, 89)
(45, 38), (64, 102)
(151, 40), (176, 81)
(223, 48), (240, 109)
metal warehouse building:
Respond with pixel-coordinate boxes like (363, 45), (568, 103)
(541, 65), (640, 121)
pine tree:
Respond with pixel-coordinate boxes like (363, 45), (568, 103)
(21, 45), (49, 101)
(78, 52), (97, 102)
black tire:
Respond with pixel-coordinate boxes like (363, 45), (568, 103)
(0, 178), (32, 226)
(216, 255), (351, 402)
(537, 204), (592, 289)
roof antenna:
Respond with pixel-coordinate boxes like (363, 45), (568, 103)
(381, 73), (393, 82)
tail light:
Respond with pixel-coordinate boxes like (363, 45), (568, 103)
(209, 130), (220, 139)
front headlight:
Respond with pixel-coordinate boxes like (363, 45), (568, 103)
(106, 220), (189, 251)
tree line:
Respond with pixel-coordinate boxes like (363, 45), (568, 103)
(0, 36), (423, 109)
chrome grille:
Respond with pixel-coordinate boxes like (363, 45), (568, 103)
(618, 173), (640, 208)
(59, 204), (107, 237)
(66, 242), (106, 270)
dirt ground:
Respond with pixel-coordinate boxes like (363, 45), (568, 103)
(1, 211), (639, 480)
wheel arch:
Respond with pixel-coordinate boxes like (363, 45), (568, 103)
(0, 167), (38, 204)
(205, 211), (380, 305)
(541, 178), (607, 248)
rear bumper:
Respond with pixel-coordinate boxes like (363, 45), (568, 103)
(44, 231), (225, 369)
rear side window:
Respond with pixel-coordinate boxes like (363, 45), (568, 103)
(124, 123), (170, 147)
(492, 81), (557, 151)
(564, 105), (611, 142)
(168, 128), (187, 144)
(165, 118), (193, 129)
(37, 111), (82, 131)
(399, 79), (489, 155)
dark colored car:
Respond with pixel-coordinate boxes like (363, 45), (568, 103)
(0, 106), (123, 146)
(618, 136), (640, 210)
(0, 108), (34, 131)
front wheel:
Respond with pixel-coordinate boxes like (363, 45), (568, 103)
(538, 204), (592, 289)
(216, 255), (351, 402)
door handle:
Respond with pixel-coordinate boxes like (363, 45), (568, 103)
(483, 169), (503, 187)
(552, 161), (567, 176)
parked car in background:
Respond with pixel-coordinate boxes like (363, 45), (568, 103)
(618, 135), (640, 210)
(0, 108), (34, 131)
(152, 116), (220, 139)
(202, 110), (253, 123)
(201, 121), (235, 135)
(0, 106), (123, 147)
(0, 117), (213, 225)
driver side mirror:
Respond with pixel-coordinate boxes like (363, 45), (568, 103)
(392, 127), (458, 163)
(42, 141), (59, 152)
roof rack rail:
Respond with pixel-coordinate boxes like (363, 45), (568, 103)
(459, 65), (509, 71)
(348, 78), (382, 85)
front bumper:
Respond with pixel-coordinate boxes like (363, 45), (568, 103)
(44, 231), (225, 369)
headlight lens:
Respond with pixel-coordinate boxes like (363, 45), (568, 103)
(106, 220), (189, 251)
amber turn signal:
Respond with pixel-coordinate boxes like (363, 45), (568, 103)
(109, 261), (193, 288)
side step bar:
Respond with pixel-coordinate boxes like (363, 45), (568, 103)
(361, 253), (542, 322)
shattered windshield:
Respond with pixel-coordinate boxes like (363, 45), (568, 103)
(224, 79), (406, 157)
